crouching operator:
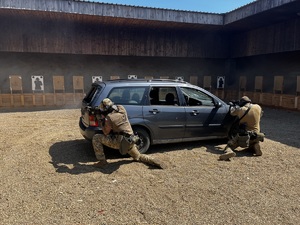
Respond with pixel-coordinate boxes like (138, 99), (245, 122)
(92, 98), (165, 169)
(220, 96), (265, 160)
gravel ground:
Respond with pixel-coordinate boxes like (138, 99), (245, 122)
(0, 106), (299, 225)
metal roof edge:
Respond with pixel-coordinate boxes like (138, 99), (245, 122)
(0, 0), (224, 26)
(224, 0), (297, 24)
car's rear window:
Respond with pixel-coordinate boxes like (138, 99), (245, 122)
(83, 85), (103, 104)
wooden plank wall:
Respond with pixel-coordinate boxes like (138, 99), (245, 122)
(1, 91), (299, 110)
(1, 87), (300, 111)
(2, 11), (299, 59)
(231, 17), (300, 57)
(0, 14), (229, 58)
(209, 75), (300, 111)
(0, 93), (84, 108)
(1, 74), (300, 110)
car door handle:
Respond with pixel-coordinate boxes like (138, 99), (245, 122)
(191, 110), (199, 116)
(149, 109), (160, 115)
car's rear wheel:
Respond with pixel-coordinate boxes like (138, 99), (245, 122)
(133, 127), (150, 154)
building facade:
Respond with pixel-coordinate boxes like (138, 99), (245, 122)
(0, 0), (299, 109)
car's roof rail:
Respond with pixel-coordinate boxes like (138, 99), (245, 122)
(106, 78), (189, 84)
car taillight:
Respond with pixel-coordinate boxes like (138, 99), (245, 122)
(89, 115), (99, 127)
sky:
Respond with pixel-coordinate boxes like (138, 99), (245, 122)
(93, 0), (256, 13)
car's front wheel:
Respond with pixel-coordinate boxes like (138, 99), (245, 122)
(133, 127), (150, 154)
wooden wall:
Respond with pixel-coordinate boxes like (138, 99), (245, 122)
(231, 17), (300, 57)
(0, 93), (84, 108)
(2, 89), (299, 111)
(1, 72), (300, 111)
(0, 14), (229, 58)
(2, 10), (300, 59)
(1, 0), (300, 111)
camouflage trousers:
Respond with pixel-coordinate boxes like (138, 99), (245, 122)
(227, 134), (260, 150)
(92, 134), (156, 164)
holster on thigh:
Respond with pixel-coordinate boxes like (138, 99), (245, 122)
(237, 133), (250, 148)
(119, 135), (134, 155)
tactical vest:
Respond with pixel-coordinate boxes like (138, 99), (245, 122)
(231, 103), (262, 133)
(106, 105), (133, 135)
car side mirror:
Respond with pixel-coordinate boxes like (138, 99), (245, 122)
(214, 101), (222, 108)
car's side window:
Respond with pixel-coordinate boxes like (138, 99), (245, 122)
(107, 87), (146, 105)
(149, 87), (178, 105)
(180, 87), (215, 107)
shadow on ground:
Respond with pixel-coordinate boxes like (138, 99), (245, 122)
(49, 139), (134, 175)
(204, 139), (258, 160)
(147, 138), (259, 161)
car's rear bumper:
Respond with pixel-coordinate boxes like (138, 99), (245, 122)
(79, 118), (100, 141)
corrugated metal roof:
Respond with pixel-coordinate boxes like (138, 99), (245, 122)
(71, 0), (224, 14)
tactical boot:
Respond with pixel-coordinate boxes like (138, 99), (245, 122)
(92, 160), (108, 168)
(95, 153), (106, 161)
(253, 143), (262, 156)
(219, 147), (236, 160)
(139, 155), (167, 169)
(128, 146), (140, 161)
(128, 147), (166, 169)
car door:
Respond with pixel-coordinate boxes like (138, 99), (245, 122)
(180, 87), (228, 139)
(143, 86), (186, 143)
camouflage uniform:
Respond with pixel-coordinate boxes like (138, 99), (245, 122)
(220, 96), (264, 160)
(92, 99), (165, 168)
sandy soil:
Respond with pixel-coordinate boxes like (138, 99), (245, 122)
(0, 106), (299, 225)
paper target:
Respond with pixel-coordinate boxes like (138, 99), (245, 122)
(32, 75), (44, 91)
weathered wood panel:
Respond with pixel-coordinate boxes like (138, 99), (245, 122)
(0, 94), (11, 107)
(225, 0), (296, 24)
(1, 92), (299, 110)
(272, 94), (281, 107)
(281, 95), (296, 109)
(0, 14), (229, 58)
(231, 17), (300, 57)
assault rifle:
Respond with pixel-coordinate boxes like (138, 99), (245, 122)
(228, 100), (241, 107)
(85, 106), (102, 115)
(85, 106), (107, 124)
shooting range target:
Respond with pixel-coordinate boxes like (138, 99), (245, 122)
(217, 76), (225, 89)
(32, 75), (44, 91)
(92, 76), (102, 83)
(128, 75), (138, 79)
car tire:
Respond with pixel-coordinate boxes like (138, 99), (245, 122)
(133, 127), (150, 154)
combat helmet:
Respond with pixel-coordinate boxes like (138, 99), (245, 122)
(239, 96), (251, 106)
(99, 98), (118, 113)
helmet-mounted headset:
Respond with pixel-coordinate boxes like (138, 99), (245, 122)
(99, 98), (114, 111)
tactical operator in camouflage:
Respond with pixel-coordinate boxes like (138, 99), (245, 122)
(92, 98), (166, 169)
(220, 96), (265, 160)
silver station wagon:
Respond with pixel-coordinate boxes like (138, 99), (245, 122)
(79, 79), (234, 153)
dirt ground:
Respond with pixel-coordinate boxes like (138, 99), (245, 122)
(0, 106), (299, 225)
